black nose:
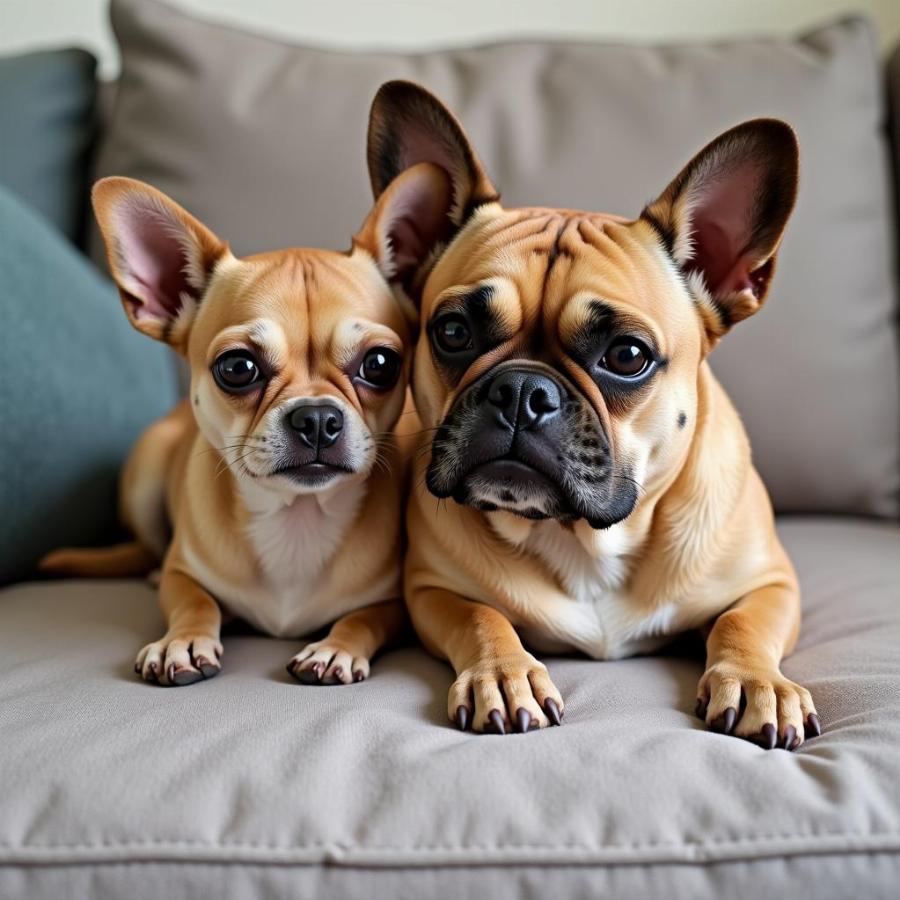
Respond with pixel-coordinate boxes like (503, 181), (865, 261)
(487, 370), (561, 430)
(287, 404), (344, 450)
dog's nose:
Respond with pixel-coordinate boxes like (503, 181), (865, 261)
(287, 405), (344, 450)
(487, 370), (561, 430)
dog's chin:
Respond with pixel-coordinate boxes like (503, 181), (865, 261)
(434, 458), (639, 529)
(268, 462), (357, 492)
(453, 460), (576, 521)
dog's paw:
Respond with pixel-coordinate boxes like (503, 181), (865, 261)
(135, 635), (223, 686)
(449, 653), (564, 734)
(287, 641), (370, 685)
(696, 661), (819, 750)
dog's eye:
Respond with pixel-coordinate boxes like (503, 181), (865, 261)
(600, 341), (650, 378)
(358, 347), (402, 389)
(433, 314), (472, 353)
(212, 351), (262, 393)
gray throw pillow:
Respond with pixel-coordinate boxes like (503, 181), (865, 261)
(0, 48), (98, 245)
(0, 186), (178, 584)
(91, 0), (900, 518)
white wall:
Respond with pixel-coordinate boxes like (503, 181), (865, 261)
(3, 0), (900, 78)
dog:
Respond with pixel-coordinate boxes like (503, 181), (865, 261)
(40, 167), (451, 686)
(365, 81), (820, 748)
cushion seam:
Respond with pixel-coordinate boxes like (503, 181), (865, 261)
(3, 832), (900, 850)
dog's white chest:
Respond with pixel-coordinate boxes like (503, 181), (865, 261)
(190, 483), (367, 639)
(520, 522), (678, 659)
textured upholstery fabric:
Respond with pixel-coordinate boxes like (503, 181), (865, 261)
(91, 0), (900, 518)
(0, 186), (178, 584)
(0, 48), (97, 245)
(1, 518), (898, 898)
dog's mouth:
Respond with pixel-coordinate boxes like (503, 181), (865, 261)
(270, 461), (355, 485)
(454, 457), (576, 521)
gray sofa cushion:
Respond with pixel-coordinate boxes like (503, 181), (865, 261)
(91, 0), (900, 518)
(1, 517), (898, 898)
(0, 48), (98, 245)
(0, 185), (178, 584)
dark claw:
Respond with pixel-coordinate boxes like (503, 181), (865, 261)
(290, 662), (325, 684)
(455, 705), (470, 731)
(486, 709), (506, 735)
(756, 723), (777, 750)
(134, 661), (141, 674)
(170, 667), (202, 687)
(783, 725), (797, 751)
(515, 708), (532, 734)
(332, 666), (344, 682)
(711, 707), (737, 734)
(695, 697), (709, 720)
(805, 713), (822, 738)
(352, 670), (365, 683)
(195, 656), (220, 679)
(543, 698), (562, 727)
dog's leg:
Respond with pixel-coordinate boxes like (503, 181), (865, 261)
(287, 598), (407, 685)
(135, 569), (223, 686)
(696, 582), (819, 750)
(408, 588), (564, 734)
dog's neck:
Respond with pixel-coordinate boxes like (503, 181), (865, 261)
(234, 471), (369, 588)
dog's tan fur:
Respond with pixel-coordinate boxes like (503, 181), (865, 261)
(41, 168), (452, 686)
(368, 82), (818, 746)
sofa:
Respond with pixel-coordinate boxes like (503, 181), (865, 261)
(2, 1), (899, 896)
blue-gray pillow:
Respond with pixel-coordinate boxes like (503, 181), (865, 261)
(0, 48), (98, 245)
(0, 186), (178, 584)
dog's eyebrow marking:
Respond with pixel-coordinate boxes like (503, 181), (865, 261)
(678, 411), (687, 429)
(640, 207), (676, 256)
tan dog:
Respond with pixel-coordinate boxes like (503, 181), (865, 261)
(367, 81), (819, 748)
(41, 167), (452, 686)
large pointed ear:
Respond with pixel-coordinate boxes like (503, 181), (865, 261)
(92, 177), (228, 350)
(641, 119), (799, 340)
(367, 80), (499, 228)
(353, 161), (453, 313)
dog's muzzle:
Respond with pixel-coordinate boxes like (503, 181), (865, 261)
(427, 362), (622, 523)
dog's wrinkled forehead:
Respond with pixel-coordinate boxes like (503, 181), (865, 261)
(422, 207), (701, 393)
(192, 248), (406, 374)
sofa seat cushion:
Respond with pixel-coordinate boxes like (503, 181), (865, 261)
(1, 517), (898, 898)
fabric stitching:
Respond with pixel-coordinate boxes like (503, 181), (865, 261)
(2, 832), (900, 850)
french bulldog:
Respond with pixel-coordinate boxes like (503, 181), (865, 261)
(366, 81), (819, 748)
(41, 168), (449, 686)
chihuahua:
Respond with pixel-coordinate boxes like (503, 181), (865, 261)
(41, 167), (450, 686)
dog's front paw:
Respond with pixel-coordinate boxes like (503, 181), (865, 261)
(449, 653), (564, 734)
(696, 661), (820, 750)
(287, 641), (370, 685)
(135, 635), (223, 686)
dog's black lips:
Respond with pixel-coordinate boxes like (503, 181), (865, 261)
(271, 461), (355, 483)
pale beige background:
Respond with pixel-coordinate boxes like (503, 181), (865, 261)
(1, 0), (900, 77)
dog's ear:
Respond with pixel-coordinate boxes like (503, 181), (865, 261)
(367, 80), (499, 230)
(353, 161), (453, 303)
(92, 177), (228, 350)
(641, 119), (798, 340)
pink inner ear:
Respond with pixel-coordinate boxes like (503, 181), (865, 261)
(688, 162), (762, 298)
(116, 208), (194, 322)
(381, 164), (452, 282)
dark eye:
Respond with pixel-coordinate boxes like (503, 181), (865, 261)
(212, 351), (262, 393)
(433, 314), (472, 353)
(600, 340), (650, 378)
(358, 347), (402, 389)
